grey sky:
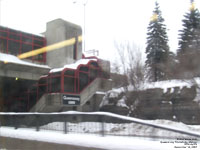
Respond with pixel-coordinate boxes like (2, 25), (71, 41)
(1, 0), (200, 61)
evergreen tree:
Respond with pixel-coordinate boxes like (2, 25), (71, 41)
(145, 2), (171, 81)
(178, 0), (200, 55)
(177, 0), (200, 77)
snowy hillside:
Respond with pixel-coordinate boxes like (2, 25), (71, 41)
(100, 78), (200, 109)
(40, 119), (200, 139)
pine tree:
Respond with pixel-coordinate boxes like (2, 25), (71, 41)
(177, 0), (200, 77)
(178, 1), (200, 54)
(145, 2), (171, 81)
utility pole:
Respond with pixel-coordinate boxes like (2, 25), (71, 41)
(83, 1), (87, 52)
(0, 0), (2, 25)
(73, 0), (88, 52)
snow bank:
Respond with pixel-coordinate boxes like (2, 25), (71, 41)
(1, 111), (200, 138)
(108, 78), (200, 103)
(116, 96), (129, 108)
(0, 53), (50, 69)
(0, 127), (196, 150)
(99, 89), (129, 108)
(143, 78), (200, 103)
(39, 119), (200, 139)
(0, 111), (199, 149)
(137, 79), (193, 92)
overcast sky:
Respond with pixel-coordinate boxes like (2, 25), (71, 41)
(1, 0), (200, 62)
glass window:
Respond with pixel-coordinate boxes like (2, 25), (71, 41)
(64, 70), (75, 76)
(9, 33), (20, 40)
(90, 62), (99, 68)
(34, 39), (44, 46)
(9, 29), (18, 34)
(51, 72), (61, 77)
(0, 39), (7, 53)
(64, 77), (75, 93)
(33, 45), (41, 50)
(0, 31), (7, 38)
(38, 78), (47, 85)
(8, 40), (20, 55)
(34, 54), (44, 62)
(22, 36), (32, 44)
(33, 45), (44, 61)
(89, 68), (98, 82)
(21, 44), (32, 53)
(50, 77), (61, 93)
(0, 26), (7, 31)
(79, 72), (89, 92)
(79, 66), (89, 72)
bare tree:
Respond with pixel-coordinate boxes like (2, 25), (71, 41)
(113, 41), (149, 91)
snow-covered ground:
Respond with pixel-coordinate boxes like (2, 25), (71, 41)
(108, 78), (200, 94)
(0, 127), (199, 150)
(101, 78), (200, 108)
(0, 111), (199, 149)
(1, 111), (200, 138)
(39, 119), (200, 138)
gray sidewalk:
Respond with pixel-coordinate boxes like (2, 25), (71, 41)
(0, 137), (106, 150)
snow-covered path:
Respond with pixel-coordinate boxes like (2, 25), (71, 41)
(0, 127), (199, 150)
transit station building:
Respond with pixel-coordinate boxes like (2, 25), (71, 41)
(0, 18), (111, 112)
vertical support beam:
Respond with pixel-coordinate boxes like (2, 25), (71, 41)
(36, 114), (40, 131)
(61, 71), (64, 93)
(101, 115), (105, 137)
(64, 121), (68, 134)
(0, 77), (4, 112)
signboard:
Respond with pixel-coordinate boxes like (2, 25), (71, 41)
(62, 95), (80, 105)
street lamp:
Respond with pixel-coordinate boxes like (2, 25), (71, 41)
(0, 0), (2, 25)
(73, 0), (88, 52)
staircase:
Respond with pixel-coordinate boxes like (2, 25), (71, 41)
(29, 78), (112, 112)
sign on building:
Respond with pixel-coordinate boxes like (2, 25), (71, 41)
(62, 95), (80, 105)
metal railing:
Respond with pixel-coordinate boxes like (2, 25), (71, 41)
(0, 112), (200, 139)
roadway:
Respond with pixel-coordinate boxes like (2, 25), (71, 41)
(0, 137), (106, 150)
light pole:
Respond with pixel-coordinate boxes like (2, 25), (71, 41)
(73, 0), (88, 52)
(83, 1), (87, 52)
(0, 0), (2, 25)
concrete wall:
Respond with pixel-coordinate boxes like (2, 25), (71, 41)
(0, 62), (50, 80)
(45, 19), (82, 68)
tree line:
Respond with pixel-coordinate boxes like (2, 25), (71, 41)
(113, 0), (200, 90)
(146, 0), (200, 81)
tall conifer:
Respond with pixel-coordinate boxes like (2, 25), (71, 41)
(177, 0), (200, 77)
(145, 2), (171, 81)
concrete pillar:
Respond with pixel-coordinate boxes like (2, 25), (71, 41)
(0, 77), (3, 111)
(45, 19), (82, 68)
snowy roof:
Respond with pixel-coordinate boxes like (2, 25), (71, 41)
(143, 79), (193, 92)
(50, 58), (97, 73)
(0, 53), (50, 69)
(126, 78), (200, 93)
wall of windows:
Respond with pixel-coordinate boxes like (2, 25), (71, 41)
(0, 26), (46, 63)
(6, 59), (109, 112)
